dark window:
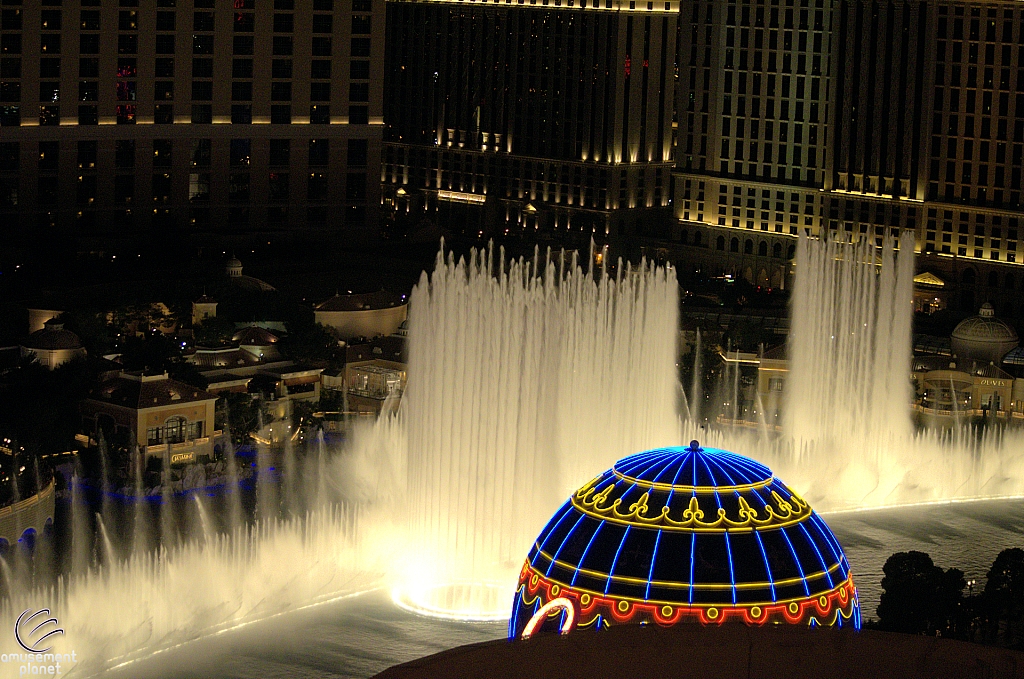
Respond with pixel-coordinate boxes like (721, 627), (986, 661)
(314, 0), (334, 9)
(352, 0), (370, 10)
(79, 81), (99, 101)
(38, 176), (58, 205)
(156, 35), (175, 53)
(234, 12), (254, 32)
(192, 34), (214, 54)
(191, 138), (211, 166)
(191, 104), (212, 123)
(154, 81), (173, 100)
(80, 10), (100, 30)
(1, 8), (22, 31)
(153, 139), (172, 167)
(309, 104), (329, 124)
(1, 35), (22, 55)
(270, 104), (291, 123)
(349, 83), (369, 102)
(229, 173), (250, 201)
(192, 81), (212, 100)
(114, 175), (134, 203)
(156, 11), (175, 31)
(275, 0), (295, 8)
(310, 82), (330, 101)
(273, 13), (293, 32)
(311, 60), (331, 79)
(312, 14), (333, 32)
(271, 82), (291, 101)
(273, 36), (293, 55)
(77, 141), (96, 168)
(0, 58), (19, 79)
(272, 59), (292, 78)
(78, 105), (98, 125)
(40, 10), (61, 30)
(308, 139), (329, 166)
(38, 142), (59, 170)
(233, 36), (254, 55)
(41, 34), (61, 54)
(155, 104), (173, 124)
(0, 106), (20, 126)
(350, 61), (369, 79)
(350, 38), (370, 57)
(312, 37), (331, 56)
(269, 140), (290, 166)
(0, 82), (19, 102)
(347, 139), (367, 167)
(79, 58), (99, 77)
(232, 59), (253, 79)
(232, 82), (252, 101)
(192, 58), (213, 77)
(307, 173), (327, 200)
(346, 173), (367, 201)
(268, 173), (289, 201)
(118, 10), (138, 30)
(230, 139), (251, 166)
(115, 140), (135, 169)
(351, 16), (370, 34)
(40, 58), (60, 78)
(155, 58), (174, 78)
(118, 34), (137, 54)
(193, 12), (214, 31)
(80, 34), (100, 54)
(348, 105), (368, 124)
(231, 104), (251, 124)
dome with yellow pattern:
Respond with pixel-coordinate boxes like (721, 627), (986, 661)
(509, 441), (859, 639)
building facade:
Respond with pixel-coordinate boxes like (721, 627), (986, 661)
(670, 0), (1024, 312)
(381, 0), (678, 243)
(0, 0), (385, 247)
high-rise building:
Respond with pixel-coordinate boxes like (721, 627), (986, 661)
(0, 0), (384, 249)
(381, 0), (678, 244)
(672, 0), (1024, 311)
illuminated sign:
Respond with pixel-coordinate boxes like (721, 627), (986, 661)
(979, 379), (1008, 387)
(436, 190), (486, 204)
(170, 452), (195, 465)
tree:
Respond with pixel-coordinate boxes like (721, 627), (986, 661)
(219, 393), (261, 445)
(984, 548), (1024, 647)
(279, 321), (342, 366)
(193, 316), (237, 346)
(877, 551), (965, 636)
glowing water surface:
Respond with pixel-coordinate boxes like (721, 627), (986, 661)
(110, 497), (1024, 678)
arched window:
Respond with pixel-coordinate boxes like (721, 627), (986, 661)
(1007, 273), (1016, 290)
(772, 242), (782, 258)
(693, 230), (702, 246)
(758, 241), (768, 256)
(730, 237), (740, 253)
(744, 239), (754, 254)
(165, 416), (187, 444)
(963, 268), (976, 286)
(988, 271), (999, 287)
(680, 229), (688, 244)
(787, 244), (796, 259)
(716, 235), (725, 250)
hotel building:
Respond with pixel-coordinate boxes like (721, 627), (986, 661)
(0, 0), (384, 247)
(381, 0), (679, 243)
(672, 0), (1024, 312)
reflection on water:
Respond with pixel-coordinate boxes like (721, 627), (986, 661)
(116, 499), (1024, 679)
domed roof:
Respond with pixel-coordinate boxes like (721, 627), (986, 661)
(951, 304), (1019, 363)
(232, 325), (279, 346)
(226, 256), (243, 268)
(509, 442), (859, 639)
(22, 321), (83, 351)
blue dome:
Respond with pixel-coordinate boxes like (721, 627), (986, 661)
(510, 442), (859, 638)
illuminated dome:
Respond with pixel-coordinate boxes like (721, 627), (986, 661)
(951, 303), (1018, 364)
(509, 442), (859, 639)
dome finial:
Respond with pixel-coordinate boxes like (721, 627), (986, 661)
(688, 439), (701, 452)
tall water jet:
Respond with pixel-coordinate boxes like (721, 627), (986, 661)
(132, 446), (149, 555)
(397, 243), (679, 616)
(160, 445), (175, 550)
(221, 418), (243, 534)
(70, 473), (91, 575)
(690, 327), (702, 424)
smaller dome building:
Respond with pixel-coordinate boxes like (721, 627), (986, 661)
(20, 319), (86, 369)
(509, 442), (858, 639)
(951, 303), (1019, 364)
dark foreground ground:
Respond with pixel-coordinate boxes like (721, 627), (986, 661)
(375, 624), (1024, 679)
